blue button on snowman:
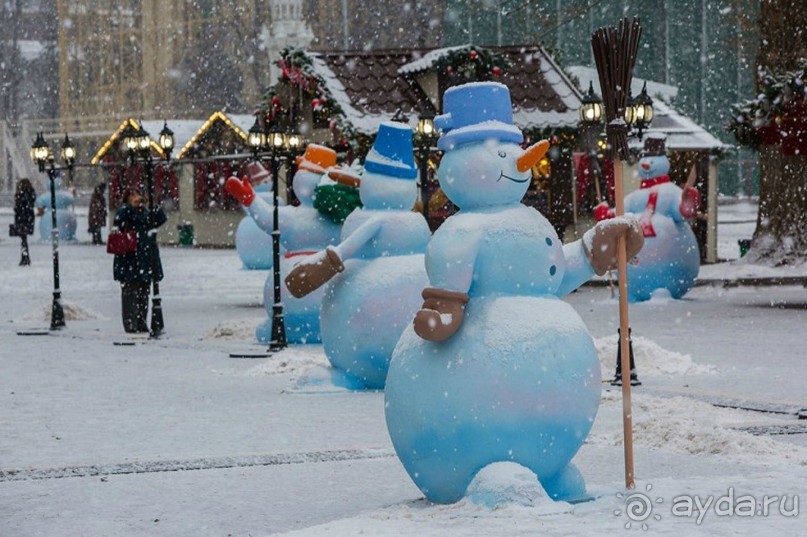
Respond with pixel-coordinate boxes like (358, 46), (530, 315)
(384, 82), (644, 504)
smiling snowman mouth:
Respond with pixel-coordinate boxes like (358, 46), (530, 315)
(497, 171), (529, 183)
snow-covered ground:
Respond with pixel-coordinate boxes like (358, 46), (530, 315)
(1, 202), (806, 536)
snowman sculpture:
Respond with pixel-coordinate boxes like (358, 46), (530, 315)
(35, 173), (77, 241)
(285, 122), (431, 390)
(234, 162), (283, 270)
(594, 135), (700, 302)
(384, 82), (644, 504)
(225, 145), (342, 343)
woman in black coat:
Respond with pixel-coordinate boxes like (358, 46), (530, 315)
(113, 189), (167, 333)
(13, 178), (36, 266)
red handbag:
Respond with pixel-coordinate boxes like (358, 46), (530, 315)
(106, 229), (137, 255)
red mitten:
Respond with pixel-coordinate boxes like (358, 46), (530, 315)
(679, 187), (700, 219)
(594, 201), (614, 222)
(224, 176), (255, 206)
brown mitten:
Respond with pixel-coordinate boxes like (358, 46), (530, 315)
(582, 216), (645, 276)
(413, 287), (470, 342)
(284, 248), (345, 298)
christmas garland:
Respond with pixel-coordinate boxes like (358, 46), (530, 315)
(262, 46), (363, 152)
(431, 45), (510, 79)
(728, 59), (807, 151)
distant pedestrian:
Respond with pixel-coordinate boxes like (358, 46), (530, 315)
(112, 189), (166, 333)
(88, 183), (108, 245)
(13, 178), (36, 266)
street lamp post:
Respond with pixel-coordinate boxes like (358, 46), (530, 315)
(30, 132), (75, 331)
(578, 77), (654, 388)
(248, 116), (303, 351)
(416, 109), (438, 228)
(624, 81), (654, 140)
(120, 121), (174, 337)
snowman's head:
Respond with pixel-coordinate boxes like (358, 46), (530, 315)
(638, 154), (670, 180)
(292, 144), (338, 205)
(438, 139), (549, 210)
(359, 170), (417, 210)
(292, 169), (323, 206)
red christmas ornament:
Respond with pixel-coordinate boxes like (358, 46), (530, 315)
(446, 66), (453, 74)
(470, 50), (478, 60)
(492, 66), (501, 76)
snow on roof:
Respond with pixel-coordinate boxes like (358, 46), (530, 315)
(397, 46), (469, 74)
(140, 119), (205, 158)
(628, 98), (730, 152)
(567, 65), (679, 101)
(567, 65), (727, 152)
(92, 118), (203, 164)
(309, 53), (412, 134)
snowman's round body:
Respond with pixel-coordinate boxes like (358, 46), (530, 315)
(385, 139), (601, 504)
(36, 189), (77, 241)
(623, 163), (700, 302)
(321, 201), (430, 389)
(250, 170), (341, 344)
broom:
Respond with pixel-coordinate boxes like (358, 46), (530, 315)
(591, 16), (642, 490)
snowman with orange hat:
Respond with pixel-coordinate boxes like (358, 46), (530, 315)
(384, 81), (645, 505)
(284, 122), (430, 389)
(226, 144), (345, 343)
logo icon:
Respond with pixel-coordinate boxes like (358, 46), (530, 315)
(614, 483), (663, 530)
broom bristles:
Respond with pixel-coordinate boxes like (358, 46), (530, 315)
(591, 17), (642, 161)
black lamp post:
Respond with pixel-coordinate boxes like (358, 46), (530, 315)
(624, 81), (654, 140)
(578, 79), (653, 387)
(249, 115), (303, 351)
(416, 109), (439, 228)
(121, 121), (174, 337)
(30, 132), (75, 330)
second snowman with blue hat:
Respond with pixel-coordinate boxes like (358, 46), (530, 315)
(384, 82), (645, 505)
(285, 122), (430, 389)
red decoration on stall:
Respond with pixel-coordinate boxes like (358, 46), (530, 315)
(492, 66), (501, 76)
(470, 50), (478, 60)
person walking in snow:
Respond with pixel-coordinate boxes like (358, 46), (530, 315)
(13, 178), (37, 266)
(88, 183), (108, 245)
(112, 189), (166, 333)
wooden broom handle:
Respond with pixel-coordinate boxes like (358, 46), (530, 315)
(613, 159), (635, 490)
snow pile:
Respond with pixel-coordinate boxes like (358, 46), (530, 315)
(20, 301), (101, 322)
(203, 318), (264, 340)
(594, 334), (715, 378)
(591, 392), (807, 465)
(465, 462), (573, 513)
(247, 346), (330, 377)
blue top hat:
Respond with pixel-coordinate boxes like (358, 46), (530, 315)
(364, 122), (417, 180)
(435, 82), (523, 151)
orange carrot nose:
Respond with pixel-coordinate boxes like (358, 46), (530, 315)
(516, 140), (550, 173)
(641, 162), (650, 170)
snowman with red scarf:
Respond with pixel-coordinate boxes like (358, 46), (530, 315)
(594, 134), (700, 301)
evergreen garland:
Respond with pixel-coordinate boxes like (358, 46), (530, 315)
(431, 45), (511, 79)
(261, 46), (363, 152)
(728, 59), (807, 151)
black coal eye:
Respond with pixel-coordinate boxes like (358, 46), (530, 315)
(497, 150), (506, 158)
